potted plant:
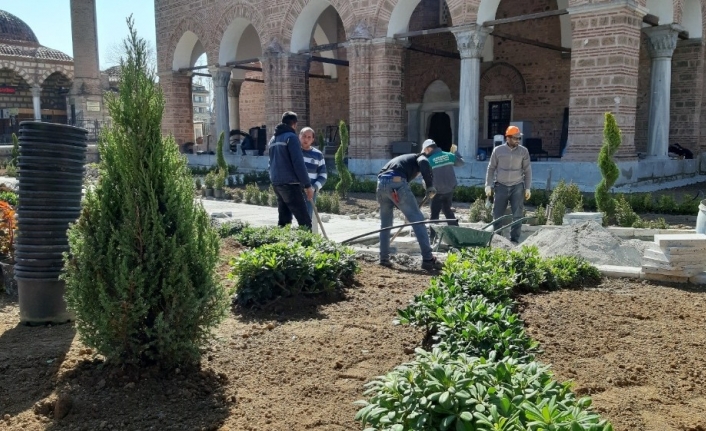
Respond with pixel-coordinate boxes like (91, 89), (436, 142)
(0, 200), (17, 296)
(214, 171), (227, 199)
(194, 177), (202, 193)
(204, 171), (216, 197)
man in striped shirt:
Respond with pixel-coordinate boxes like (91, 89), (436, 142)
(299, 127), (327, 220)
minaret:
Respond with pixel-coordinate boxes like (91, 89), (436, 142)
(69, 0), (103, 125)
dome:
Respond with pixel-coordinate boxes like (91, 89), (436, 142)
(0, 10), (39, 45)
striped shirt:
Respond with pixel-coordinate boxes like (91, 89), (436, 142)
(302, 147), (327, 191)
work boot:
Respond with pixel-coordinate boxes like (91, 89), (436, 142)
(379, 260), (393, 268)
(421, 257), (443, 271)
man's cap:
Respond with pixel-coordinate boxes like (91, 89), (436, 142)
(422, 139), (437, 150)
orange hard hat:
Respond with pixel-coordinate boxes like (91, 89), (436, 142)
(505, 125), (522, 137)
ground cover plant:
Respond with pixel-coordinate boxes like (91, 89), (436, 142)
(356, 246), (608, 431)
(230, 226), (358, 307)
(63, 19), (227, 369)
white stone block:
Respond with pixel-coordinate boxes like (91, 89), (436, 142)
(689, 272), (706, 285)
(641, 265), (701, 277)
(595, 264), (641, 278)
(654, 233), (706, 248)
(662, 246), (706, 256)
(640, 271), (690, 284)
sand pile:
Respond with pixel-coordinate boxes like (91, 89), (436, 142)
(522, 221), (648, 267)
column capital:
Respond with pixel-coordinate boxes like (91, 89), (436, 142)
(643, 24), (684, 59)
(451, 24), (491, 59)
(229, 78), (244, 96)
(30, 86), (42, 97)
(209, 67), (232, 88)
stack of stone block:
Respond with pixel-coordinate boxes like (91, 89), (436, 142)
(642, 234), (706, 283)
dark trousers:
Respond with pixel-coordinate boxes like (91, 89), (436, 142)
(430, 192), (458, 241)
(492, 182), (524, 242)
(273, 184), (312, 230)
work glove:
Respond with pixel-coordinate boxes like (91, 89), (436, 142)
(425, 187), (437, 200)
(450, 144), (458, 153)
(525, 189), (531, 201)
(485, 186), (492, 197)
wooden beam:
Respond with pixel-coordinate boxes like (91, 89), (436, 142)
(641, 14), (690, 40)
(492, 30), (570, 53)
(225, 58), (261, 67)
(298, 42), (344, 54)
(407, 44), (460, 60)
(245, 78), (264, 83)
(178, 65), (209, 72)
(394, 26), (453, 39)
(483, 9), (567, 27)
(309, 56), (349, 66)
(231, 65), (262, 72)
(192, 72), (211, 77)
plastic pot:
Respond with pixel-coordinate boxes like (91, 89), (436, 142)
(17, 210), (81, 219)
(18, 162), (86, 173)
(17, 190), (84, 201)
(18, 278), (73, 325)
(14, 229), (71, 239)
(14, 269), (64, 280)
(15, 236), (69, 246)
(15, 259), (65, 269)
(18, 140), (88, 153)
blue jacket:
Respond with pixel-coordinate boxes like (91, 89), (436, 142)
(268, 124), (312, 188)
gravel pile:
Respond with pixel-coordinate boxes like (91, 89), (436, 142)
(522, 221), (648, 267)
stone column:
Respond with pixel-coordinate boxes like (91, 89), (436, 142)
(347, 38), (406, 161)
(31, 86), (41, 121)
(564, 4), (645, 161)
(158, 71), (193, 149)
(452, 25), (491, 160)
(261, 50), (309, 133)
(644, 24), (682, 158)
(69, 0), (103, 123)
(228, 79), (244, 131)
(210, 67), (232, 143)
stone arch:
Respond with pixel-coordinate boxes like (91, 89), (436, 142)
(480, 62), (526, 95)
(646, 0), (675, 24)
(166, 16), (209, 71)
(680, 0), (703, 38)
(214, 2), (267, 65)
(38, 67), (73, 86)
(376, 0), (472, 38)
(423, 79), (453, 104)
(282, 0), (354, 49)
(0, 61), (35, 87)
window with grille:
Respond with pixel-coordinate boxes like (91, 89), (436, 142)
(439, 1), (450, 26)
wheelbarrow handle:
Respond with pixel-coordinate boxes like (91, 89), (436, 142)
(492, 216), (535, 234)
(341, 219), (458, 245)
(481, 214), (513, 231)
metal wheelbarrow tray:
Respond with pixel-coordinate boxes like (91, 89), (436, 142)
(430, 214), (533, 250)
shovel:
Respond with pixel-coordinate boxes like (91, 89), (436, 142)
(312, 202), (328, 239)
(390, 195), (429, 243)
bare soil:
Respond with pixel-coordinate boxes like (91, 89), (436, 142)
(1, 243), (705, 430)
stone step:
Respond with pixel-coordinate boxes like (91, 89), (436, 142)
(643, 249), (706, 265)
(654, 233), (706, 248)
(642, 265), (703, 277)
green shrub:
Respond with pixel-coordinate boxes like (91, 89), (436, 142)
(243, 184), (260, 204)
(355, 348), (613, 431)
(469, 198), (492, 223)
(234, 225), (320, 248)
(10, 133), (19, 168)
(316, 191), (340, 214)
(268, 189), (278, 207)
(545, 255), (601, 290)
(215, 131), (227, 174)
(657, 195), (677, 214)
(595, 112), (621, 221)
(535, 204), (547, 225)
(63, 19), (227, 369)
(258, 189), (269, 205)
(232, 235), (358, 306)
(526, 188), (550, 207)
(614, 194), (640, 227)
(335, 120), (352, 197)
(550, 180), (583, 213)
(215, 219), (249, 238)
(204, 171), (216, 189)
(0, 190), (18, 206)
(551, 201), (566, 226)
(241, 170), (270, 185)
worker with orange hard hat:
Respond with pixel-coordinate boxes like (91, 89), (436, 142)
(484, 125), (533, 244)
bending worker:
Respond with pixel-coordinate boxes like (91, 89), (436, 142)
(377, 147), (443, 271)
(484, 125), (532, 244)
(421, 139), (465, 243)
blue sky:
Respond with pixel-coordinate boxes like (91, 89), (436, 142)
(3, 1), (156, 69)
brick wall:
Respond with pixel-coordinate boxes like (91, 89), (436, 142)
(564, 6), (643, 161)
(669, 40), (704, 154)
(0, 69), (32, 109)
(159, 72), (193, 148)
(239, 69), (266, 131)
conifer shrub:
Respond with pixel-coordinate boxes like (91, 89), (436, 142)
(596, 112), (621, 222)
(63, 19), (227, 369)
(335, 120), (352, 197)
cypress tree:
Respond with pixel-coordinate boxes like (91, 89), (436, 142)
(335, 120), (352, 197)
(595, 112), (621, 222)
(63, 18), (227, 369)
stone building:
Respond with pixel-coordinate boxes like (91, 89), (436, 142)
(156, 0), (706, 190)
(0, 10), (73, 143)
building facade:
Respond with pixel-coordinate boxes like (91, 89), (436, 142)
(0, 10), (74, 143)
(156, 0), (706, 190)
(192, 82), (211, 140)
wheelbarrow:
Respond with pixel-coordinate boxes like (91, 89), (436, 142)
(430, 214), (533, 251)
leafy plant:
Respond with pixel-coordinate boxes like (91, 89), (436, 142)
(317, 131), (325, 151)
(215, 170), (227, 191)
(551, 201), (566, 226)
(0, 201), (16, 262)
(216, 131), (227, 174)
(335, 120), (352, 197)
(234, 225), (322, 248)
(316, 191), (340, 214)
(469, 198), (492, 223)
(63, 18), (227, 369)
(194, 177), (202, 190)
(355, 349), (613, 431)
(204, 171), (216, 189)
(232, 232), (358, 306)
(535, 204), (547, 225)
(614, 194), (640, 227)
(215, 219), (249, 238)
(550, 180), (583, 213)
(10, 133), (19, 168)
(0, 190), (18, 207)
(595, 112), (621, 222)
